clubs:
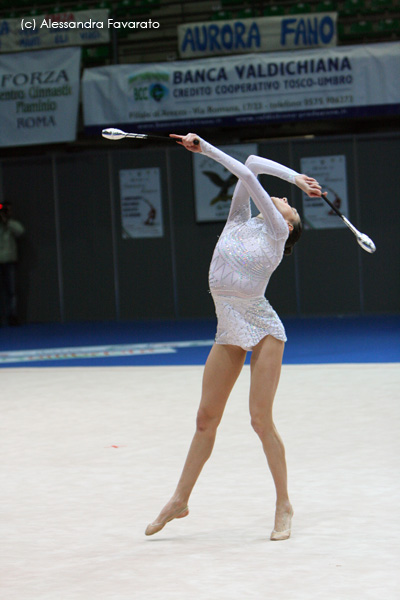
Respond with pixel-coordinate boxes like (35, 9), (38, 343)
(321, 195), (376, 254)
(102, 128), (147, 140)
(101, 128), (200, 145)
(356, 233), (376, 253)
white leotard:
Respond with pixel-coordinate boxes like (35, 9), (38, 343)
(199, 139), (299, 351)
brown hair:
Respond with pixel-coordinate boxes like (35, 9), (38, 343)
(284, 217), (303, 256)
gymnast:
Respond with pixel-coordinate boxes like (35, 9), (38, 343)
(145, 133), (323, 540)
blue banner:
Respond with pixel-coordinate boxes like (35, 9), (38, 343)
(178, 13), (337, 59)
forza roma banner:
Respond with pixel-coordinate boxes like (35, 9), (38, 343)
(82, 42), (400, 134)
(178, 12), (337, 59)
(0, 46), (80, 147)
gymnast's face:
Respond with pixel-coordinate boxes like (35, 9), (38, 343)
(271, 197), (299, 231)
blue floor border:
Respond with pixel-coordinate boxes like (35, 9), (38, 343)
(0, 315), (399, 368)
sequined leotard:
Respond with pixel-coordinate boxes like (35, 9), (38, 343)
(199, 139), (299, 351)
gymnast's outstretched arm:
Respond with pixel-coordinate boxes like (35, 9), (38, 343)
(227, 154), (300, 223)
(172, 134), (322, 229)
(227, 153), (324, 222)
(244, 154), (322, 200)
(172, 134), (292, 239)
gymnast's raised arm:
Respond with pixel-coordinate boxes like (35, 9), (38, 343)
(171, 134), (321, 239)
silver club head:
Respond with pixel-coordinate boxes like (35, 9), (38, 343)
(357, 233), (376, 253)
(102, 128), (126, 140)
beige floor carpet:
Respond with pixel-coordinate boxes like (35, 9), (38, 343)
(1, 363), (399, 599)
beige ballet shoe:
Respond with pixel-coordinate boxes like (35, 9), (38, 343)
(270, 508), (293, 541)
(145, 505), (189, 536)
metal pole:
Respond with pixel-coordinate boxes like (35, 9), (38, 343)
(108, 152), (121, 320)
(52, 155), (65, 322)
(353, 136), (365, 314)
(165, 148), (180, 319)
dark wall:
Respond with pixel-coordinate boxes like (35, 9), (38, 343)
(57, 152), (116, 322)
(110, 149), (176, 320)
(357, 136), (400, 314)
(1, 132), (399, 324)
(291, 137), (360, 316)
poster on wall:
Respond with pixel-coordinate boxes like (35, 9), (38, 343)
(300, 155), (349, 229)
(0, 46), (80, 147)
(194, 143), (257, 222)
(119, 168), (163, 238)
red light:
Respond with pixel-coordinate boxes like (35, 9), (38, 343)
(0, 204), (3, 210)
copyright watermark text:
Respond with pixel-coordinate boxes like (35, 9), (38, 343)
(21, 18), (160, 30)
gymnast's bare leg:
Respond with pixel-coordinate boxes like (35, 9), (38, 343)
(145, 343), (246, 535)
(249, 334), (293, 540)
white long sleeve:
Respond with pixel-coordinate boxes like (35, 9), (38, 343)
(228, 154), (299, 221)
(199, 139), (297, 240)
(245, 155), (298, 182)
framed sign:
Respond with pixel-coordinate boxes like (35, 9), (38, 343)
(119, 168), (163, 238)
(300, 155), (349, 229)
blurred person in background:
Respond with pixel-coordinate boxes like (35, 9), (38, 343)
(0, 201), (25, 326)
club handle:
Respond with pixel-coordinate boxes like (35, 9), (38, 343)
(128, 133), (200, 145)
(320, 192), (343, 219)
(342, 215), (360, 236)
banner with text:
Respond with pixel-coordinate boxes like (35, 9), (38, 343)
(0, 10), (110, 53)
(178, 12), (337, 59)
(82, 42), (400, 133)
(0, 47), (81, 147)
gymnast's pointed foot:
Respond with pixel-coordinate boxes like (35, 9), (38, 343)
(145, 501), (189, 536)
(270, 502), (293, 541)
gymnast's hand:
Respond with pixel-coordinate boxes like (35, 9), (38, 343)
(295, 174), (327, 198)
(170, 133), (202, 152)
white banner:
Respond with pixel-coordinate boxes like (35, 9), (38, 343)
(82, 42), (400, 134)
(178, 13), (337, 59)
(119, 168), (163, 238)
(0, 10), (110, 53)
(0, 47), (81, 147)
(300, 155), (349, 229)
(194, 144), (257, 222)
